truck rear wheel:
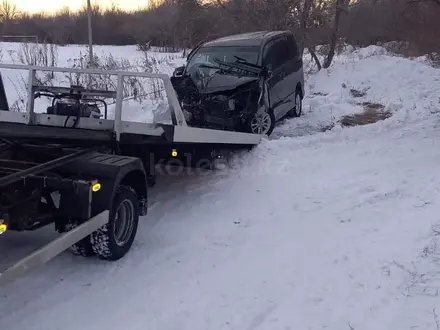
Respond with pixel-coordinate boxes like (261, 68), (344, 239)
(62, 219), (95, 257)
(90, 185), (140, 261)
(71, 239), (95, 257)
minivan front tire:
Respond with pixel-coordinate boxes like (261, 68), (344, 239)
(248, 110), (275, 136)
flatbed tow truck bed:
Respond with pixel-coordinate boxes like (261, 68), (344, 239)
(0, 63), (262, 287)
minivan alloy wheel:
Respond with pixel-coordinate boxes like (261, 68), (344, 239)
(250, 111), (273, 135)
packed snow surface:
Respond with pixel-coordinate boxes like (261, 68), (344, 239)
(1, 43), (440, 330)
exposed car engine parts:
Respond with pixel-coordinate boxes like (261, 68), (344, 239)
(171, 58), (271, 134)
(33, 85), (116, 127)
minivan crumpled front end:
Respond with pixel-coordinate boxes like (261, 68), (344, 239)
(170, 61), (270, 132)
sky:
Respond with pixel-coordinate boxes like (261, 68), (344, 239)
(13, 0), (149, 13)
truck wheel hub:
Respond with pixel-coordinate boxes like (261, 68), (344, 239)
(114, 199), (135, 246)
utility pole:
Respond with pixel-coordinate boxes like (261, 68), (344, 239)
(87, 0), (94, 67)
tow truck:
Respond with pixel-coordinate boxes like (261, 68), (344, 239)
(0, 63), (261, 287)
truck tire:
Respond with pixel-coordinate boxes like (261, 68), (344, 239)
(71, 239), (95, 257)
(63, 220), (95, 257)
(90, 185), (140, 261)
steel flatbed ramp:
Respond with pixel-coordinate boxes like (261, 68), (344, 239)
(0, 121), (114, 142)
(0, 63), (263, 149)
(0, 121), (261, 147)
(172, 125), (261, 145)
(0, 211), (109, 287)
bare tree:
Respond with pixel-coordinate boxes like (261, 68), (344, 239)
(0, 0), (438, 61)
(323, 0), (350, 68)
(301, 0), (322, 69)
(0, 0), (18, 35)
(0, 0), (17, 21)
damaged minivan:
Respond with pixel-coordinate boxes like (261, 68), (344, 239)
(170, 31), (305, 136)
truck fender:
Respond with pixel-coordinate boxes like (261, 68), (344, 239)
(91, 168), (148, 217)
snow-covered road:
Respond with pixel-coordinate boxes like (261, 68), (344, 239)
(2, 115), (440, 329)
(1, 44), (440, 329)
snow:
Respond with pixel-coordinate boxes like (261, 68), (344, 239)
(1, 43), (440, 330)
(272, 45), (440, 139)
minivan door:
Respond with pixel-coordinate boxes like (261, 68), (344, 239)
(262, 37), (292, 120)
(284, 34), (303, 108)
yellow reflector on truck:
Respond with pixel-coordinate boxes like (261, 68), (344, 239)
(0, 223), (7, 234)
(171, 149), (178, 157)
(92, 183), (101, 192)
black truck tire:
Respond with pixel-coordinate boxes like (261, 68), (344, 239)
(90, 185), (140, 261)
(63, 220), (95, 257)
(71, 239), (95, 257)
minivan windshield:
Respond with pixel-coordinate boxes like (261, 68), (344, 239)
(186, 45), (260, 74)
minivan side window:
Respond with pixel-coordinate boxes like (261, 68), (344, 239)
(287, 35), (299, 59)
(263, 37), (290, 70)
(262, 40), (276, 70)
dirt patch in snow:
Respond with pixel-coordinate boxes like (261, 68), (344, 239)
(349, 88), (369, 98)
(340, 102), (392, 127)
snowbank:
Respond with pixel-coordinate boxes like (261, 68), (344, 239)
(273, 45), (440, 139)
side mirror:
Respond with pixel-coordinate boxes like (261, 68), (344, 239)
(261, 65), (272, 79)
(173, 65), (185, 78)
(260, 67), (271, 79)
